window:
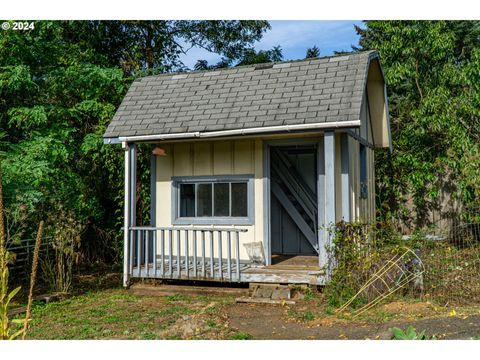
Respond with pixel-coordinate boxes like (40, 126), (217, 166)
(172, 175), (254, 225)
(359, 144), (368, 199)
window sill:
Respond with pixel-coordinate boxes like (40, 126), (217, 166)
(172, 217), (254, 226)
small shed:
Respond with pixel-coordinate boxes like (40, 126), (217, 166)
(104, 50), (391, 287)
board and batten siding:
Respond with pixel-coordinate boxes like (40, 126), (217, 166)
(153, 131), (376, 263)
(155, 139), (263, 261)
(345, 91), (377, 223)
(345, 134), (375, 223)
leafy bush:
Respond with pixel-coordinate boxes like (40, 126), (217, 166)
(390, 326), (436, 340)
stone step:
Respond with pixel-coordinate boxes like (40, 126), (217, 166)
(250, 283), (292, 300)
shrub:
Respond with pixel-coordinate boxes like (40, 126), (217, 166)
(390, 326), (436, 340)
(42, 207), (83, 293)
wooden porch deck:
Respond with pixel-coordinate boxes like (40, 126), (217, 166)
(132, 255), (326, 285)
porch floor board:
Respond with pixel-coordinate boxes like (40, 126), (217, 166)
(132, 258), (251, 282)
(131, 256), (326, 285)
(269, 255), (320, 270)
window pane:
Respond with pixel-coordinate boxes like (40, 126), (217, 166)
(214, 183), (230, 216)
(360, 144), (368, 199)
(197, 183), (212, 217)
(231, 182), (248, 217)
(179, 184), (195, 217)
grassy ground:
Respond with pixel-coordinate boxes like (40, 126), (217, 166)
(9, 271), (480, 340)
(17, 289), (247, 340)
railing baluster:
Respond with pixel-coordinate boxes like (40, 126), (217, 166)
(176, 229), (181, 277)
(202, 231), (206, 277)
(218, 231), (223, 279)
(227, 231), (232, 281)
(193, 230), (198, 278)
(129, 229), (134, 275)
(169, 230), (173, 278)
(161, 230), (165, 277)
(235, 231), (240, 282)
(210, 230), (214, 278)
(137, 230), (141, 277)
(127, 226), (246, 282)
(145, 230), (149, 277)
(185, 230), (189, 278)
(153, 230), (157, 278)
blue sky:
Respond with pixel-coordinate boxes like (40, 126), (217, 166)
(180, 20), (364, 69)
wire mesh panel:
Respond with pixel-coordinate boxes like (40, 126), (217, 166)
(421, 222), (480, 305)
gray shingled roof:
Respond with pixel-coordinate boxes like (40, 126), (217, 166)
(104, 51), (377, 139)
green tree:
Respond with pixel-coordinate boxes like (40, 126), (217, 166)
(305, 45), (320, 58)
(0, 20), (272, 265)
(193, 58), (232, 71)
(355, 21), (480, 226)
(194, 45), (283, 70)
(236, 46), (283, 66)
(64, 21), (270, 75)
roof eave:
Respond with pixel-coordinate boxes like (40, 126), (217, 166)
(103, 120), (361, 144)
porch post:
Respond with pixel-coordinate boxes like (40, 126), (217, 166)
(150, 151), (156, 227)
(341, 133), (350, 222)
(320, 131), (336, 277)
(149, 151), (156, 263)
(123, 142), (137, 288)
(317, 137), (325, 266)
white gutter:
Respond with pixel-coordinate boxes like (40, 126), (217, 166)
(117, 120), (361, 143)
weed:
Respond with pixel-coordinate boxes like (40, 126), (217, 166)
(304, 289), (319, 300)
(302, 311), (315, 321)
(89, 308), (106, 317)
(390, 326), (436, 340)
(356, 310), (393, 324)
(205, 319), (217, 328)
(167, 294), (192, 302)
(324, 305), (335, 315)
(141, 332), (159, 340)
(205, 305), (218, 315)
(288, 308), (316, 322)
(104, 314), (122, 323)
(229, 331), (252, 340)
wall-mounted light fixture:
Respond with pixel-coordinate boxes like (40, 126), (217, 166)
(152, 145), (167, 156)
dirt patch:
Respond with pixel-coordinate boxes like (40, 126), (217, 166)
(225, 299), (480, 340)
(380, 301), (438, 318)
(21, 283), (480, 340)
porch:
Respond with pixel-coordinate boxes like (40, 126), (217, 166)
(127, 227), (326, 285)
(121, 133), (344, 287)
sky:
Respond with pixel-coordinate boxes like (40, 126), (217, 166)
(180, 20), (364, 69)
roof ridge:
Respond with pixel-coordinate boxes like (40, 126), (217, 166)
(135, 50), (377, 82)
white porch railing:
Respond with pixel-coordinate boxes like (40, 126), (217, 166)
(127, 226), (249, 282)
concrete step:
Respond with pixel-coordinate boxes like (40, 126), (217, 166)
(250, 283), (292, 300)
(235, 283), (310, 305)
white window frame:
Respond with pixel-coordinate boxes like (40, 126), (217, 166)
(171, 174), (255, 225)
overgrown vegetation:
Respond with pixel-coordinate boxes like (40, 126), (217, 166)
(0, 163), (25, 339)
(0, 162), (43, 340)
(355, 21), (480, 227)
(41, 208), (83, 293)
(0, 20), (273, 286)
(324, 222), (404, 308)
(325, 221), (480, 312)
